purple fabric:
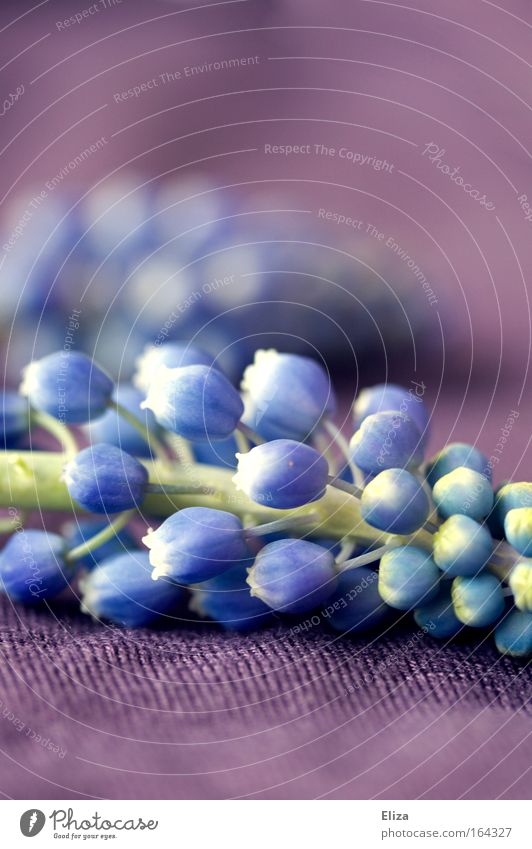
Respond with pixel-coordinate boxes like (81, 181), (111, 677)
(0, 582), (530, 800)
(1, 0), (532, 800)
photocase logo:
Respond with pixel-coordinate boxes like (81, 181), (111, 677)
(20, 809), (46, 837)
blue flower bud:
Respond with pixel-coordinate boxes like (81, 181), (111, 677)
(241, 349), (336, 441)
(0, 530), (71, 603)
(142, 365), (243, 442)
(350, 411), (424, 475)
(62, 518), (136, 571)
(414, 585), (464, 639)
(432, 467), (493, 521)
(233, 439), (328, 509)
(490, 482), (532, 539)
(432, 514), (493, 577)
(504, 508), (532, 557)
(63, 444), (149, 514)
(143, 507), (249, 584)
(190, 564), (273, 631)
(133, 343), (215, 394)
(84, 385), (161, 458)
(1, 391), (29, 445)
(326, 566), (391, 634)
(426, 442), (491, 487)
(353, 382), (429, 439)
(20, 351), (113, 424)
(494, 609), (532, 657)
(80, 550), (184, 627)
(360, 468), (430, 534)
(451, 573), (504, 627)
(378, 546), (440, 610)
(508, 562), (532, 612)
(247, 539), (337, 614)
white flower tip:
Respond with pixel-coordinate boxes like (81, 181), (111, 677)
(141, 529), (154, 548)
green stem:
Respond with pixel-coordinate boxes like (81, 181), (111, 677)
(144, 483), (214, 496)
(245, 511), (320, 538)
(236, 422), (265, 445)
(234, 427), (250, 455)
(337, 541), (400, 572)
(322, 417), (364, 487)
(66, 509), (136, 563)
(30, 410), (79, 456)
(109, 400), (170, 466)
(0, 450), (413, 545)
(328, 475), (364, 500)
(0, 449), (518, 584)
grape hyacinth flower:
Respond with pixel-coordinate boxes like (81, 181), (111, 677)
(1, 391), (29, 446)
(0, 531), (71, 603)
(494, 610), (532, 657)
(143, 507), (250, 584)
(360, 468), (430, 534)
(20, 351), (114, 424)
(378, 546), (440, 610)
(353, 382), (430, 439)
(490, 482), (532, 538)
(80, 550), (184, 627)
(349, 411), (424, 475)
(190, 563), (273, 631)
(451, 573), (505, 627)
(432, 514), (493, 577)
(233, 439), (328, 509)
(413, 585), (464, 639)
(63, 444), (149, 514)
(134, 343), (215, 394)
(62, 518), (136, 571)
(326, 566), (391, 634)
(426, 442), (491, 487)
(432, 467), (493, 521)
(503, 508), (532, 557)
(241, 349), (336, 441)
(247, 539), (337, 614)
(508, 562), (532, 612)
(141, 364), (244, 442)
(84, 384), (161, 458)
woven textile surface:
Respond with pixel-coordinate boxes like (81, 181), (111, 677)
(0, 591), (530, 800)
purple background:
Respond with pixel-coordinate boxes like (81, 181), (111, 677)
(0, 0), (530, 799)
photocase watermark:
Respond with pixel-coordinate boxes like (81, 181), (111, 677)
(113, 56), (260, 102)
(517, 193), (532, 224)
(55, 0), (123, 30)
(455, 409), (521, 515)
(0, 697), (67, 759)
(1, 84), (24, 117)
(3, 139), (107, 254)
(6, 507), (48, 598)
(45, 137), (108, 192)
(421, 142), (496, 211)
(288, 568), (380, 637)
(265, 142), (394, 171)
(319, 211), (438, 306)
(56, 311), (83, 425)
(375, 379), (427, 468)
(154, 274), (235, 345)
(20, 806), (158, 837)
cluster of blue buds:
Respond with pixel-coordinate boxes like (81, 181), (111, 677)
(0, 346), (530, 659)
